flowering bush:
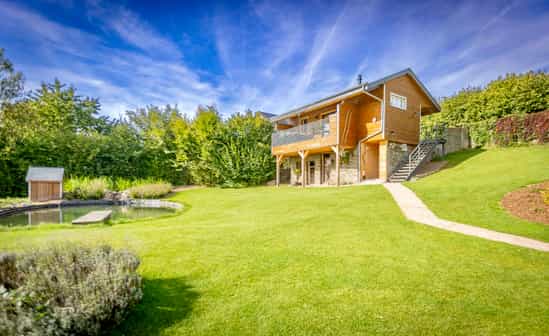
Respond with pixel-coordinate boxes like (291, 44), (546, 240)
(0, 245), (142, 336)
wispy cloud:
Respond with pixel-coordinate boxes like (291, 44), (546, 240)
(86, 0), (182, 59)
(1, 0), (547, 117)
(0, 0), (219, 117)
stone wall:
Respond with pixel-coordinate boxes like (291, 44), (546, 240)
(387, 142), (409, 176)
(289, 157), (300, 185)
(433, 127), (471, 157)
(445, 127), (470, 154)
(339, 147), (358, 184)
(288, 147), (358, 186)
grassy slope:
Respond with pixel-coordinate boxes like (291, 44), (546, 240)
(407, 145), (549, 242)
(1, 186), (548, 335)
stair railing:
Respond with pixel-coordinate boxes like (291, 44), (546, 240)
(407, 140), (438, 176)
(388, 140), (440, 182)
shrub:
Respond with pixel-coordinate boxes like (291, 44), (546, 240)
(0, 244), (142, 336)
(108, 177), (169, 192)
(422, 71), (549, 146)
(64, 177), (109, 199)
(127, 182), (172, 199)
(420, 121), (448, 141)
(494, 110), (549, 146)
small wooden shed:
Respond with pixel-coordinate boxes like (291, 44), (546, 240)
(25, 167), (64, 202)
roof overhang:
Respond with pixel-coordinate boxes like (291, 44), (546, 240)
(271, 68), (440, 122)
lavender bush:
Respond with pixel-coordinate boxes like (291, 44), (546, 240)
(0, 245), (142, 336)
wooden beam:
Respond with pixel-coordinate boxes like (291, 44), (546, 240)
(276, 155), (285, 187)
(298, 150), (309, 187)
(275, 155), (280, 187)
(331, 145), (340, 186)
(301, 153), (306, 188)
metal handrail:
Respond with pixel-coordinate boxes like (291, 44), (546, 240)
(408, 140), (438, 175)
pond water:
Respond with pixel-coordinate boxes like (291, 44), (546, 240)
(0, 205), (176, 227)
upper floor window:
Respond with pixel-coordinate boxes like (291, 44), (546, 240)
(390, 92), (407, 110)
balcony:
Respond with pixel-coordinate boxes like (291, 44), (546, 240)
(272, 116), (336, 150)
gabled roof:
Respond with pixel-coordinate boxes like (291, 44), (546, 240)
(271, 68), (440, 122)
(26, 167), (64, 182)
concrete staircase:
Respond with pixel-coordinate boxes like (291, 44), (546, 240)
(389, 140), (439, 182)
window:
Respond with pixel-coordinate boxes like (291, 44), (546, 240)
(390, 92), (407, 110)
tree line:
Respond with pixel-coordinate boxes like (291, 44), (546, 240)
(422, 71), (549, 145)
(0, 49), (274, 197)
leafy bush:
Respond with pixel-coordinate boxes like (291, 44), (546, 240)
(420, 121), (448, 141)
(64, 177), (109, 199)
(0, 244), (142, 336)
(197, 112), (275, 187)
(127, 182), (172, 199)
(422, 71), (549, 146)
(64, 177), (172, 200)
(108, 177), (169, 192)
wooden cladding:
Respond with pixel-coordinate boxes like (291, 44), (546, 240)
(384, 74), (436, 145)
(30, 181), (61, 202)
(272, 73), (438, 155)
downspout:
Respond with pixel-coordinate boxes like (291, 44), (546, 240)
(336, 103), (340, 146)
(336, 102), (341, 186)
(357, 83), (385, 183)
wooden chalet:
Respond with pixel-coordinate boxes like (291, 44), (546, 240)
(271, 68), (441, 186)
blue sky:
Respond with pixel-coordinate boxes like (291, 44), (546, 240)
(1, 0), (548, 118)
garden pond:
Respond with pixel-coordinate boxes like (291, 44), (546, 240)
(0, 204), (176, 227)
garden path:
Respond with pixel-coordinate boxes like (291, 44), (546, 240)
(384, 183), (549, 252)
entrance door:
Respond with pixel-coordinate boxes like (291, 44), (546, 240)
(322, 153), (332, 184)
(361, 143), (379, 180)
(308, 160), (315, 184)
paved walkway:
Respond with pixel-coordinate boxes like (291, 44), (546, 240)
(383, 183), (549, 252)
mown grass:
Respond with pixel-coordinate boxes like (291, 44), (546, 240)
(407, 145), (549, 242)
(0, 185), (548, 335)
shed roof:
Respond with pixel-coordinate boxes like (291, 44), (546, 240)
(25, 167), (64, 182)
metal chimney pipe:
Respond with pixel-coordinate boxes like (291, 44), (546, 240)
(357, 74), (362, 85)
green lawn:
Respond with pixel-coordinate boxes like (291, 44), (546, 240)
(1, 185), (548, 335)
(407, 145), (549, 242)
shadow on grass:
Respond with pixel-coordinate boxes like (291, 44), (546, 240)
(112, 277), (199, 335)
(443, 147), (486, 168)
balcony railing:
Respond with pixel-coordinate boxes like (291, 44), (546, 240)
(272, 118), (332, 147)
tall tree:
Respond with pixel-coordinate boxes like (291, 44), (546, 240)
(0, 48), (24, 104)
